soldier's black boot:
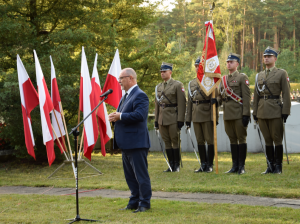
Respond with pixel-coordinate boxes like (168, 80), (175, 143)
(238, 144), (247, 175)
(163, 149), (174, 172)
(173, 148), (181, 172)
(225, 144), (239, 173)
(206, 145), (215, 173)
(273, 145), (283, 174)
(194, 145), (207, 172)
(261, 145), (275, 174)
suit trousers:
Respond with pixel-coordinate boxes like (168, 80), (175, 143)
(224, 119), (247, 144)
(122, 148), (152, 208)
(258, 118), (283, 146)
(159, 123), (178, 149)
(193, 121), (214, 145)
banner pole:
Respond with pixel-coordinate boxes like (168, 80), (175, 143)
(212, 91), (218, 174)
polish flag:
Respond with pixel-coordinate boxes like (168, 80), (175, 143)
(79, 47), (98, 160)
(197, 20), (221, 96)
(102, 49), (122, 108)
(17, 55), (39, 159)
(34, 50), (55, 166)
(91, 53), (112, 157)
(50, 56), (66, 154)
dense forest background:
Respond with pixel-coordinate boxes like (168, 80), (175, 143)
(0, 0), (299, 160)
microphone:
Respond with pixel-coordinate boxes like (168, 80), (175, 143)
(100, 89), (113, 97)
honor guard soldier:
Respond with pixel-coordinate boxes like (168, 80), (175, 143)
(186, 57), (219, 173)
(219, 53), (251, 175)
(155, 62), (186, 172)
(253, 46), (291, 174)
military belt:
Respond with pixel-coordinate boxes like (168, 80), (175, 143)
(222, 97), (233, 102)
(159, 103), (177, 109)
(259, 95), (280, 100)
(192, 100), (210, 105)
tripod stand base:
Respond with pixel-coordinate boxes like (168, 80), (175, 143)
(67, 215), (99, 223)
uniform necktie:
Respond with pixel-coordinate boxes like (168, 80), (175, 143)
(121, 93), (128, 106)
(266, 69), (270, 78)
(164, 82), (167, 89)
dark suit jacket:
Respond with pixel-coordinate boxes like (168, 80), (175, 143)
(114, 86), (151, 150)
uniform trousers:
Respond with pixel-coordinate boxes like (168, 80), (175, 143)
(193, 121), (214, 145)
(122, 148), (152, 208)
(224, 119), (247, 144)
(258, 118), (283, 146)
(159, 123), (178, 149)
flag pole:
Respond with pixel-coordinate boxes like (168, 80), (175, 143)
(59, 102), (73, 158)
(52, 109), (70, 160)
(51, 124), (68, 160)
(78, 131), (84, 160)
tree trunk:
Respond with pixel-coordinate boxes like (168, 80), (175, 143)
(257, 24), (260, 71)
(183, 0), (187, 44)
(252, 26), (255, 70)
(293, 16), (296, 62)
(231, 17), (236, 51)
(274, 25), (278, 50)
(241, 7), (245, 68)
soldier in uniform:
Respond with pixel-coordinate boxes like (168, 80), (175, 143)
(253, 46), (291, 174)
(186, 57), (219, 173)
(155, 62), (186, 172)
(219, 53), (251, 175)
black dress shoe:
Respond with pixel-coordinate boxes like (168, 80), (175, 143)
(119, 205), (138, 210)
(132, 207), (150, 213)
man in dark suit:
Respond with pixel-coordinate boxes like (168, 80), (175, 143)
(108, 68), (152, 213)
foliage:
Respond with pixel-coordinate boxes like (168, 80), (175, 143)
(0, 0), (157, 160)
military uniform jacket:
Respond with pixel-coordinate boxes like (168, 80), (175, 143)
(186, 78), (219, 123)
(253, 67), (291, 119)
(155, 78), (186, 126)
(219, 71), (251, 120)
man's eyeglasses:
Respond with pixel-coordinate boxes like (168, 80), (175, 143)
(118, 76), (130, 81)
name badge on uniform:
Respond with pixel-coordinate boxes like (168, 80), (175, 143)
(245, 80), (249, 85)
(232, 80), (237, 83)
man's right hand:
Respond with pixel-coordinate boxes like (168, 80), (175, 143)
(155, 121), (159, 129)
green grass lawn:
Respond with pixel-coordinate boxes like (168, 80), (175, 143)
(0, 194), (299, 224)
(1, 152), (300, 198)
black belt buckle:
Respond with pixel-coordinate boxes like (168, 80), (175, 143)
(161, 103), (165, 109)
(195, 100), (199, 105)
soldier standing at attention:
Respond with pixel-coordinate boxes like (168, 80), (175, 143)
(186, 57), (219, 173)
(253, 46), (291, 174)
(219, 53), (251, 175)
(155, 62), (186, 172)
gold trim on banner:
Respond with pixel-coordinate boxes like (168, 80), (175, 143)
(197, 77), (221, 96)
(204, 72), (221, 78)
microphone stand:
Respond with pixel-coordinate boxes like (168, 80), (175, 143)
(67, 95), (108, 224)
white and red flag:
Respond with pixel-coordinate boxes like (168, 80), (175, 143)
(102, 49), (122, 109)
(34, 50), (55, 166)
(197, 20), (221, 96)
(50, 56), (66, 153)
(79, 47), (98, 160)
(17, 55), (39, 159)
(91, 53), (112, 157)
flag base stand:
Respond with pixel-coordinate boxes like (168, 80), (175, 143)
(47, 159), (102, 179)
(66, 215), (99, 224)
(66, 96), (107, 223)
